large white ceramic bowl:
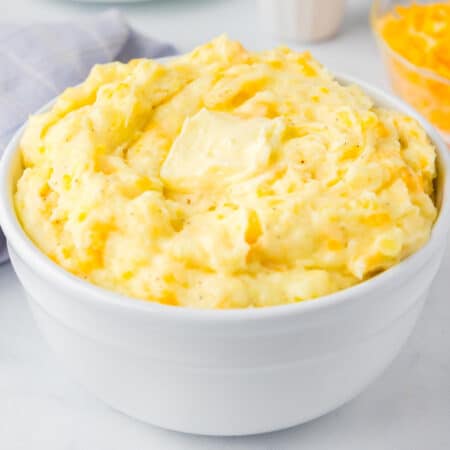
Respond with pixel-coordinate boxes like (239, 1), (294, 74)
(0, 74), (449, 436)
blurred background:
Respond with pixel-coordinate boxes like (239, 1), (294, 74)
(2, 0), (447, 143)
(0, 0), (381, 80)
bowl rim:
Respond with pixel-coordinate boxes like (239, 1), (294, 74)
(370, 0), (450, 86)
(1, 71), (449, 322)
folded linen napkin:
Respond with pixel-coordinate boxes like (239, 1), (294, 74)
(0, 10), (176, 264)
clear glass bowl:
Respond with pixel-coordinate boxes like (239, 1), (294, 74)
(371, 0), (450, 146)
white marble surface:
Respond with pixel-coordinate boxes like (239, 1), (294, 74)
(1, 0), (449, 448)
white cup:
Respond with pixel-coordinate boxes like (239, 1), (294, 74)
(258, 0), (347, 43)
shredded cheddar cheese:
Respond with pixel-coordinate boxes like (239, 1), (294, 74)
(377, 2), (450, 134)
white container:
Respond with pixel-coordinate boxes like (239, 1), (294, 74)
(0, 73), (449, 436)
(258, 0), (347, 42)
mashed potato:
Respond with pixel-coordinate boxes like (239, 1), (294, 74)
(15, 36), (437, 308)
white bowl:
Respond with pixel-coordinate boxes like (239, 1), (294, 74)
(0, 74), (449, 436)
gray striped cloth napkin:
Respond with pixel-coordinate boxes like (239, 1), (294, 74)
(0, 10), (176, 264)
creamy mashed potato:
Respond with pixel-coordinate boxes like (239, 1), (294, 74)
(15, 36), (437, 309)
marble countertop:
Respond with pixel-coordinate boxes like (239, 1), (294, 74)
(1, 0), (449, 448)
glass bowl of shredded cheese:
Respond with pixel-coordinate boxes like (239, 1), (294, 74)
(372, 0), (450, 145)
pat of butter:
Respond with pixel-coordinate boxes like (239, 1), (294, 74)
(161, 108), (285, 190)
